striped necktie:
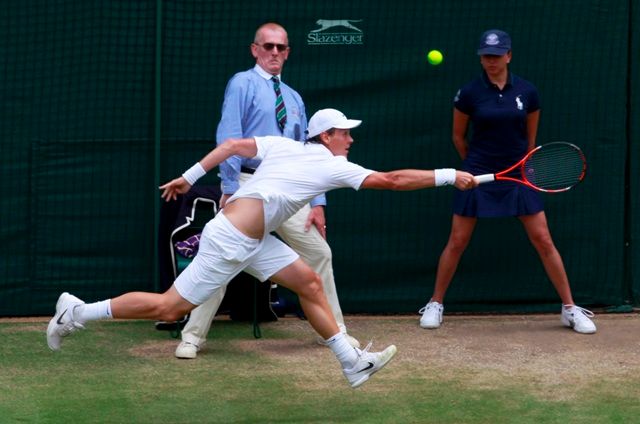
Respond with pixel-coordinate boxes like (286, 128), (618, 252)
(272, 76), (287, 131)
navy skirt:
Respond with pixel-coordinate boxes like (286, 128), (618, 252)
(453, 180), (544, 218)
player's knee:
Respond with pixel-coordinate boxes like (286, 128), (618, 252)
(155, 308), (179, 322)
(155, 301), (188, 322)
(301, 273), (325, 299)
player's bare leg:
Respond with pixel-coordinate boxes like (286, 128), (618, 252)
(109, 285), (196, 322)
(270, 258), (397, 388)
(269, 258), (339, 339)
(47, 286), (199, 350)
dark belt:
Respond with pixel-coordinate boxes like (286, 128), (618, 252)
(240, 166), (255, 174)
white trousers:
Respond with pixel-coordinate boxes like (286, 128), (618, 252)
(179, 173), (347, 347)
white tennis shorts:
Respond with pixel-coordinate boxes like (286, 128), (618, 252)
(174, 212), (299, 305)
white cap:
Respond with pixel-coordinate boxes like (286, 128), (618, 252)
(306, 108), (362, 139)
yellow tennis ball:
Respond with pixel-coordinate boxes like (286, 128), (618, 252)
(427, 50), (443, 65)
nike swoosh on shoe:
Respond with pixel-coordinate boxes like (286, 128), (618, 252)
(356, 362), (374, 373)
(56, 309), (68, 325)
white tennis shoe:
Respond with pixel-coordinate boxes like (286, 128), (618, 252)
(343, 342), (397, 388)
(561, 305), (597, 334)
(419, 301), (444, 329)
(175, 341), (200, 359)
(47, 292), (85, 351)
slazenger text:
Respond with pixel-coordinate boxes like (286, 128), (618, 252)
(307, 33), (363, 45)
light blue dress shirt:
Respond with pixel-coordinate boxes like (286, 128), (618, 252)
(216, 65), (326, 207)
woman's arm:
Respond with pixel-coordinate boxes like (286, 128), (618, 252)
(526, 110), (540, 151)
(452, 108), (470, 160)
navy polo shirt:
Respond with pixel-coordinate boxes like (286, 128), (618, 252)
(454, 71), (540, 174)
(452, 71), (544, 217)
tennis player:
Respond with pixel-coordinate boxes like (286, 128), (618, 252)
(47, 108), (477, 388)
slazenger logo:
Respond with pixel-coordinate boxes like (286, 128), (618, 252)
(307, 19), (364, 45)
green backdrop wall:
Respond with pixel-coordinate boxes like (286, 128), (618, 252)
(1, 0), (637, 316)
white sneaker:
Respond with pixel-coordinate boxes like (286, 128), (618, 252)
(419, 301), (444, 329)
(46, 292), (85, 351)
(561, 305), (597, 334)
(175, 341), (200, 359)
(343, 342), (397, 388)
(317, 332), (361, 349)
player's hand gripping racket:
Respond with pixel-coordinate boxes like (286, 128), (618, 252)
(474, 142), (586, 193)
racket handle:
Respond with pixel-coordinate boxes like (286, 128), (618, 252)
(474, 174), (495, 184)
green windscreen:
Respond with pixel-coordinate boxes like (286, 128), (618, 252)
(0, 0), (636, 316)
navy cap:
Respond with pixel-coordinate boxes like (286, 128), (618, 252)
(477, 29), (511, 55)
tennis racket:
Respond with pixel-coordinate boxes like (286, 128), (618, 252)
(474, 142), (586, 193)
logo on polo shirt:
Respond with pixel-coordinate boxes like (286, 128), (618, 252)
(515, 95), (523, 110)
(307, 19), (364, 45)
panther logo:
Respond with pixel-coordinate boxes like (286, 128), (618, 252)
(311, 19), (363, 33)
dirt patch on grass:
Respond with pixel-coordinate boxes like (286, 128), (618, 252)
(18, 312), (636, 399)
(360, 314), (640, 399)
(229, 313), (640, 399)
(128, 340), (177, 358)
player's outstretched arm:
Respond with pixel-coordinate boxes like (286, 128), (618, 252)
(360, 169), (476, 191)
(199, 138), (258, 172)
(159, 138), (258, 202)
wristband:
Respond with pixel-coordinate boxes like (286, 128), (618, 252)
(182, 162), (206, 186)
(434, 168), (456, 187)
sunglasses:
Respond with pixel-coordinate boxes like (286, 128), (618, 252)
(255, 43), (288, 52)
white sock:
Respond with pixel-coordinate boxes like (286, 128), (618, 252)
(73, 300), (112, 324)
(326, 332), (358, 369)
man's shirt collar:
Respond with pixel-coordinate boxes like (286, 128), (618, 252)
(254, 64), (282, 81)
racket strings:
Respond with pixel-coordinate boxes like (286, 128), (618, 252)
(523, 143), (586, 191)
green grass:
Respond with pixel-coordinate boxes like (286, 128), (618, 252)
(1, 319), (639, 423)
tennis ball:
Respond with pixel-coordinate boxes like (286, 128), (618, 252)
(427, 50), (443, 65)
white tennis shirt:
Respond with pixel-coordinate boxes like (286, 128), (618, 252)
(228, 136), (375, 234)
